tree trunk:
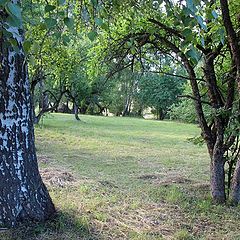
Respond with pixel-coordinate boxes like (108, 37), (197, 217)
(230, 157), (240, 204)
(34, 110), (46, 125)
(159, 108), (164, 120)
(220, 1), (240, 204)
(40, 86), (49, 111)
(208, 118), (226, 204)
(0, 9), (55, 227)
(122, 96), (131, 116)
(156, 109), (160, 120)
(73, 101), (80, 121)
(210, 153), (226, 204)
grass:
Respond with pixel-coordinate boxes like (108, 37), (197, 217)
(2, 113), (240, 240)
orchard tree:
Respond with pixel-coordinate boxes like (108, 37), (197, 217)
(97, 0), (240, 204)
(22, 0), (97, 123)
(24, 0), (82, 123)
(220, 0), (240, 204)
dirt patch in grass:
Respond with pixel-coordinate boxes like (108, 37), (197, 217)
(40, 168), (77, 188)
(159, 176), (192, 186)
(138, 173), (192, 186)
(37, 155), (51, 164)
(138, 174), (159, 180)
(92, 202), (190, 239)
(98, 180), (118, 189)
(191, 182), (210, 191)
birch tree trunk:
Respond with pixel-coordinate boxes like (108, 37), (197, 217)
(0, 3), (55, 227)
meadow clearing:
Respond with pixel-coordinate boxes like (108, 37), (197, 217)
(2, 114), (240, 240)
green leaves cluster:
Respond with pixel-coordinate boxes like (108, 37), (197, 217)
(0, 1), (22, 31)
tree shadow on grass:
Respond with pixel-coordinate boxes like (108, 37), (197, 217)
(0, 210), (102, 240)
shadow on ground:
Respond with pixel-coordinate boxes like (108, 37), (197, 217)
(0, 210), (102, 240)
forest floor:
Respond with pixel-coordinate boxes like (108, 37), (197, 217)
(2, 113), (240, 240)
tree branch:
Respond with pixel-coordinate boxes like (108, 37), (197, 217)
(146, 70), (204, 81)
(178, 94), (211, 106)
(148, 18), (183, 39)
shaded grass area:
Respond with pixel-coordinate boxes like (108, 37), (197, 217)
(2, 114), (240, 240)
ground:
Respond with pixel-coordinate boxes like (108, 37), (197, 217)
(1, 114), (240, 240)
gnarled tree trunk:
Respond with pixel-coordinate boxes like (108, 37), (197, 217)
(220, 0), (240, 204)
(210, 151), (226, 204)
(0, 5), (55, 227)
(231, 157), (240, 204)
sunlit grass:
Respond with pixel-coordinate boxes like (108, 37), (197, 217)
(2, 113), (240, 240)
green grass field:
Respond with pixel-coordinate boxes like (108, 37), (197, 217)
(2, 114), (240, 240)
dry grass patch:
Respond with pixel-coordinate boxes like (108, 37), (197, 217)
(40, 168), (77, 188)
(138, 172), (192, 186)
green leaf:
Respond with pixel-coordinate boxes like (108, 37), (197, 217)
(32, 42), (40, 54)
(182, 16), (194, 27)
(206, 9), (214, 20)
(44, 18), (57, 28)
(91, 0), (98, 6)
(45, 5), (56, 13)
(95, 18), (103, 26)
(2, 28), (13, 38)
(186, 0), (196, 13)
(23, 40), (32, 53)
(29, 56), (36, 65)
(196, 15), (207, 31)
(218, 28), (225, 45)
(211, 10), (218, 19)
(57, 0), (65, 5)
(149, 34), (155, 41)
(6, 15), (21, 28)
(87, 31), (98, 41)
(0, 0), (8, 6)
(182, 7), (193, 16)
(6, 2), (22, 20)
(130, 47), (136, 55)
(127, 41), (133, 47)
(54, 32), (62, 39)
(186, 46), (199, 64)
(100, 23), (109, 31)
(64, 17), (75, 29)
(182, 28), (192, 41)
(39, 22), (47, 30)
(9, 38), (18, 47)
(58, 11), (65, 17)
(62, 35), (70, 45)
